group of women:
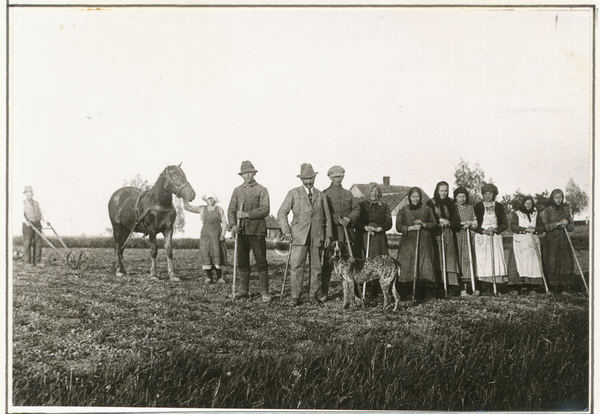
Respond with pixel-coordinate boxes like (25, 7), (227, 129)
(359, 181), (584, 298)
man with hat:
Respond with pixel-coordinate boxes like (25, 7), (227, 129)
(227, 161), (272, 302)
(22, 186), (48, 266)
(321, 165), (361, 302)
(278, 163), (333, 306)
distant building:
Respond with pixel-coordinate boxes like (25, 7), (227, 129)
(265, 215), (282, 239)
(349, 176), (431, 234)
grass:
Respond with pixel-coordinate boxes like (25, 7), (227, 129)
(12, 247), (589, 410)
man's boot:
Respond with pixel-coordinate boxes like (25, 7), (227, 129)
(204, 269), (213, 283)
(215, 268), (225, 284)
(259, 271), (271, 303)
(235, 269), (250, 300)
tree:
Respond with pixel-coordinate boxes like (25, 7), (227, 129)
(454, 159), (493, 204)
(500, 189), (550, 216)
(123, 174), (186, 233)
(565, 178), (589, 216)
(500, 189), (525, 216)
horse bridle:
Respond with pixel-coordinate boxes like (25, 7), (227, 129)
(164, 166), (192, 198)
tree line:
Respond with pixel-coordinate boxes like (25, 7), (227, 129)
(454, 159), (588, 217)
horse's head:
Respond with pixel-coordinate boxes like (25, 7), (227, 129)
(164, 164), (196, 202)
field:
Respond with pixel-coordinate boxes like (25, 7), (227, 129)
(12, 242), (590, 410)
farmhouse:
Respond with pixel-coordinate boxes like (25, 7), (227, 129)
(349, 176), (431, 234)
(265, 215), (282, 239)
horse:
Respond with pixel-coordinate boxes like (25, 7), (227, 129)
(108, 164), (196, 281)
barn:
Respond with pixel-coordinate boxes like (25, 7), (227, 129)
(265, 215), (282, 239)
(349, 176), (431, 234)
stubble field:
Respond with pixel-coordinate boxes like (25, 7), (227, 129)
(12, 244), (589, 410)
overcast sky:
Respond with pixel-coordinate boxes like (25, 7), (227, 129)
(10, 6), (591, 237)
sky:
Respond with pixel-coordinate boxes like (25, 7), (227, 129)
(9, 6), (592, 238)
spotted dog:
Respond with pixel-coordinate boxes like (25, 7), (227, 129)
(330, 241), (401, 310)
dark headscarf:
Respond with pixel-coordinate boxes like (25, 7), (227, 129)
(453, 186), (470, 204)
(481, 183), (499, 200)
(518, 196), (536, 221)
(408, 187), (422, 210)
(432, 181), (453, 219)
(549, 189), (565, 211)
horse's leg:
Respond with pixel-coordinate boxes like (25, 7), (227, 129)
(149, 232), (159, 281)
(164, 228), (180, 282)
(114, 224), (127, 276)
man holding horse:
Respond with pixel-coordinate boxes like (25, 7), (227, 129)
(227, 161), (272, 302)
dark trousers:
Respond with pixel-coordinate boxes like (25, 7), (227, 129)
(23, 222), (42, 264)
(236, 235), (268, 274)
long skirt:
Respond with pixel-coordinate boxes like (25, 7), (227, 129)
(507, 233), (544, 286)
(396, 230), (437, 287)
(456, 228), (476, 284)
(361, 231), (389, 258)
(542, 229), (578, 288)
(200, 222), (225, 266)
(433, 228), (459, 286)
(474, 233), (508, 283)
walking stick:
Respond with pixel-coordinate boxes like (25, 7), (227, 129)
(564, 227), (589, 294)
(280, 240), (292, 298)
(441, 229), (448, 298)
(232, 202), (244, 302)
(529, 232), (549, 294)
(412, 228), (421, 302)
(362, 231), (372, 301)
(466, 228), (476, 294)
(489, 232), (498, 296)
(343, 225), (354, 258)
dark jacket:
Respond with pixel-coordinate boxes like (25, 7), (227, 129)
(425, 199), (461, 236)
(473, 202), (508, 234)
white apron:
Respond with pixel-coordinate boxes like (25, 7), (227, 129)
(512, 211), (543, 278)
(475, 203), (508, 281)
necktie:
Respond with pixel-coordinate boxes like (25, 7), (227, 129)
(308, 189), (313, 204)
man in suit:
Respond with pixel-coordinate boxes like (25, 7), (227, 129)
(278, 163), (333, 306)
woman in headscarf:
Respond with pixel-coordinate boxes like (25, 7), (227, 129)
(426, 181), (461, 295)
(507, 196), (546, 294)
(356, 182), (393, 258)
(541, 189), (579, 293)
(473, 183), (509, 293)
(395, 187), (437, 298)
(453, 187), (479, 296)
(356, 183), (393, 301)
(184, 192), (228, 284)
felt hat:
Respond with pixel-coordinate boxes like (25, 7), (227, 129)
(238, 161), (258, 175)
(327, 165), (345, 178)
(23, 186), (33, 193)
(297, 163), (318, 179)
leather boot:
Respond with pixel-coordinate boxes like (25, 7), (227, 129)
(235, 269), (250, 300)
(204, 269), (213, 283)
(259, 271), (271, 303)
(215, 268), (225, 284)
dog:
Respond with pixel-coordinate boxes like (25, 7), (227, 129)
(330, 241), (401, 310)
